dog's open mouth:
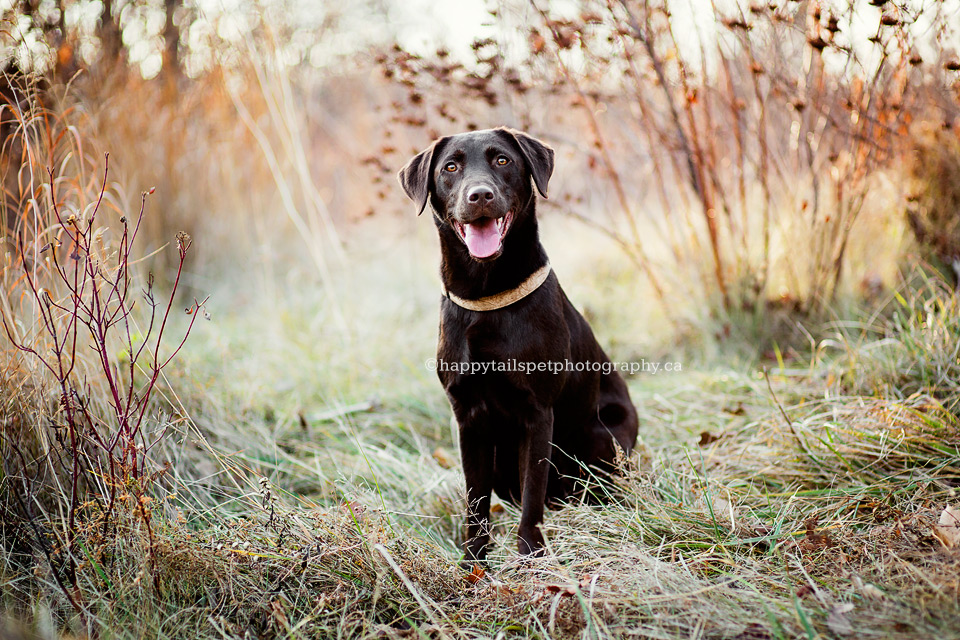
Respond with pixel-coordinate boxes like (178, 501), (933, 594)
(454, 212), (513, 259)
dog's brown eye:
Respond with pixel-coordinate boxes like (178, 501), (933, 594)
(496, 156), (509, 166)
(444, 162), (458, 172)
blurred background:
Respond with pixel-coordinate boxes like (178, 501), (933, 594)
(6, 0), (959, 350)
(3, 1), (960, 637)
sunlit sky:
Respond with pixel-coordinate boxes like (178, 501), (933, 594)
(392, 0), (497, 57)
(344, 0), (959, 74)
(2, 0), (958, 77)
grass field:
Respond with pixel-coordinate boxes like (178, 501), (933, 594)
(3, 202), (959, 638)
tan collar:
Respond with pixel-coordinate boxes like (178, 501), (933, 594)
(442, 263), (552, 312)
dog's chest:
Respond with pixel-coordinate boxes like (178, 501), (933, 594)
(440, 306), (558, 362)
(438, 300), (570, 399)
(438, 309), (572, 428)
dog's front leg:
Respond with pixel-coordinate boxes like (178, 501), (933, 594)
(518, 407), (553, 556)
(459, 425), (494, 565)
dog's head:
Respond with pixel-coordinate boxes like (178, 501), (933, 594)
(398, 128), (554, 261)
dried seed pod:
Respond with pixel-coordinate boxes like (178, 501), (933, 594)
(723, 17), (752, 30)
(529, 30), (546, 55)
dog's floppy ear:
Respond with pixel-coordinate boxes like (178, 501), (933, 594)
(500, 128), (554, 198)
(398, 137), (448, 216)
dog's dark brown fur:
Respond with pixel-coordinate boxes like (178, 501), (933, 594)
(399, 128), (638, 563)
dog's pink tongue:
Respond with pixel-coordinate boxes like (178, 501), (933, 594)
(463, 219), (501, 258)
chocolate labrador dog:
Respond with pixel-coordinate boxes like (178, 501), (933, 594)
(399, 127), (638, 563)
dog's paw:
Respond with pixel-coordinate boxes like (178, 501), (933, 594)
(462, 540), (489, 569)
(517, 526), (546, 557)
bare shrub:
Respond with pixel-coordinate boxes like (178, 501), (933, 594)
(1, 76), (204, 624)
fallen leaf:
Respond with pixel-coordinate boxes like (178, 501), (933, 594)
(698, 431), (720, 446)
(464, 564), (485, 585)
(933, 504), (960, 547)
(545, 584), (576, 596)
(803, 514), (835, 548)
(270, 599), (288, 628)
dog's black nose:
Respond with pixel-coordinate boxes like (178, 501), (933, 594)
(467, 185), (495, 204)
